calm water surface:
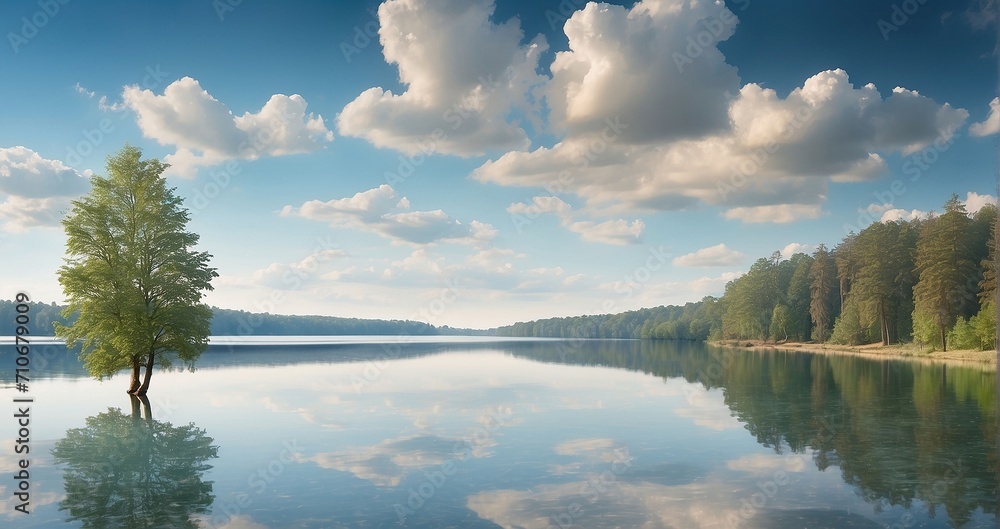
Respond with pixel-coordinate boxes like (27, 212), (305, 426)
(1, 338), (996, 528)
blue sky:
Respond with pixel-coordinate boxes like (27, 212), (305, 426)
(0, 0), (997, 328)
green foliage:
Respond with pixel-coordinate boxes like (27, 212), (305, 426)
(770, 304), (792, 341)
(951, 302), (998, 351)
(913, 195), (978, 351)
(786, 254), (814, 341)
(495, 298), (721, 340)
(835, 220), (917, 345)
(911, 308), (940, 349)
(829, 296), (875, 345)
(55, 146), (217, 391)
(810, 244), (839, 342)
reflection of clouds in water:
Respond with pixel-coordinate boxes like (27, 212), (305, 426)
(674, 388), (741, 431)
(558, 396), (605, 410)
(0, 485), (62, 520)
(0, 440), (62, 518)
(469, 479), (876, 529)
(726, 453), (811, 474)
(554, 438), (619, 460)
(471, 438), (867, 529)
(297, 435), (472, 487)
(192, 514), (270, 529)
(468, 481), (743, 529)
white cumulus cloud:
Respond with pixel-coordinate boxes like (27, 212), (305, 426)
(0, 146), (91, 232)
(780, 243), (814, 259)
(337, 0), (548, 156)
(722, 204), (825, 224)
(508, 195), (643, 245)
(969, 97), (1000, 137)
(964, 191), (997, 214)
(672, 244), (744, 267)
(281, 185), (496, 246)
(123, 77), (333, 176)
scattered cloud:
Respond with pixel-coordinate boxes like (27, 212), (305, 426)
(554, 438), (619, 458)
(674, 388), (741, 431)
(722, 204), (825, 224)
(780, 243), (814, 259)
(337, 0), (548, 156)
(969, 97), (1000, 137)
(879, 208), (929, 222)
(0, 146), (91, 232)
(190, 515), (270, 529)
(123, 76), (333, 176)
(280, 184), (496, 246)
(672, 244), (744, 267)
(73, 82), (94, 98)
(508, 196), (644, 245)
(726, 453), (811, 474)
(251, 249), (348, 290)
(964, 191), (997, 214)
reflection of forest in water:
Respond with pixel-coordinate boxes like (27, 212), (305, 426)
(52, 395), (218, 529)
(506, 340), (998, 527)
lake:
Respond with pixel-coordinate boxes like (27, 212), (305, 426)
(1, 338), (996, 528)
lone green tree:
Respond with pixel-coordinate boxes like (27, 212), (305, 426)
(55, 145), (217, 395)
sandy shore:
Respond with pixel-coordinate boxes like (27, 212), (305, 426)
(709, 340), (997, 368)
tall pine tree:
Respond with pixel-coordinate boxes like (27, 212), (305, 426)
(913, 195), (977, 351)
(809, 244), (839, 342)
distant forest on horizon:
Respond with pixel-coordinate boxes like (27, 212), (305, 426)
(0, 303), (486, 337)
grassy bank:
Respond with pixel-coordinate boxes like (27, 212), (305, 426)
(709, 339), (997, 367)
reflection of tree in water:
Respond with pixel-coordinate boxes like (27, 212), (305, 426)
(505, 340), (998, 527)
(52, 395), (218, 529)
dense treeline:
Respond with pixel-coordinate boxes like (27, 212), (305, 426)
(497, 194), (997, 351)
(0, 302), (482, 337)
(494, 299), (722, 340)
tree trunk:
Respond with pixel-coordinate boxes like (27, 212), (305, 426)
(879, 302), (889, 346)
(138, 394), (153, 425)
(940, 324), (947, 352)
(136, 351), (155, 396)
(129, 393), (141, 420)
(126, 357), (141, 394)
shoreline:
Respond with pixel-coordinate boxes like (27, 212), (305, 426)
(708, 339), (997, 369)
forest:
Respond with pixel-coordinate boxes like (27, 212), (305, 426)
(497, 195), (998, 352)
(0, 303), (474, 337)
